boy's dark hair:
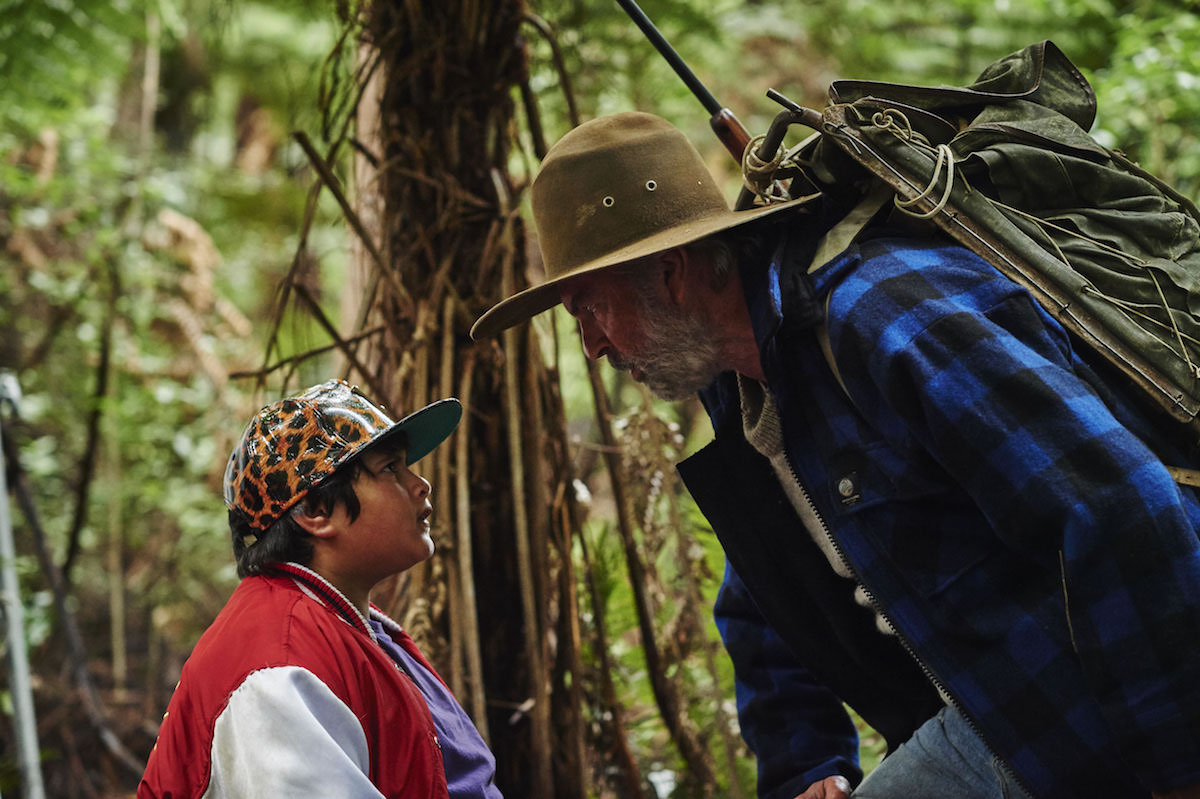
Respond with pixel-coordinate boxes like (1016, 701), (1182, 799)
(229, 436), (405, 578)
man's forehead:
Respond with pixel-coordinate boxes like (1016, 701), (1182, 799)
(559, 268), (626, 303)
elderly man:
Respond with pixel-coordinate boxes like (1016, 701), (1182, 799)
(471, 109), (1200, 799)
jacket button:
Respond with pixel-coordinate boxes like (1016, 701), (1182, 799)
(836, 475), (861, 505)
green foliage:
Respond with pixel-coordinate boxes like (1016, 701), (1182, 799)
(0, 0), (138, 134)
(527, 0), (1200, 202)
(1088, 8), (1200, 197)
(0, 0), (349, 697)
(3, 107), (232, 639)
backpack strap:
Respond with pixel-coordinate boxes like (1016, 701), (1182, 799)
(809, 185), (892, 399)
(808, 184), (893, 277)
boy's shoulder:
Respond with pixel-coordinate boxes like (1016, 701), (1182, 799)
(183, 574), (309, 678)
(194, 572), (363, 668)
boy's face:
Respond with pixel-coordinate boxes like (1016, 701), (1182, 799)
(333, 447), (435, 581)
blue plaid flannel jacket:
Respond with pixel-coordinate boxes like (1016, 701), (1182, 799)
(687, 230), (1200, 799)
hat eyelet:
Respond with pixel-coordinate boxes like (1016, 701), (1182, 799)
(645, 180), (657, 191)
(602, 196), (615, 208)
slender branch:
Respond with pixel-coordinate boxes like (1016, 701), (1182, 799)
(454, 353), (488, 741)
(228, 325), (386, 381)
(293, 129), (415, 319)
(290, 281), (392, 403)
(522, 13), (580, 128)
(549, 309), (642, 794)
(258, 180), (322, 388)
(438, 297), (464, 697)
(501, 228), (554, 799)
(656, 406), (744, 799)
(62, 258), (119, 583)
(23, 302), (75, 373)
(3, 426), (144, 777)
(517, 77), (546, 173)
(575, 512), (647, 796)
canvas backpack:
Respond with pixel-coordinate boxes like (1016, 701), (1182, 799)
(752, 41), (1200, 481)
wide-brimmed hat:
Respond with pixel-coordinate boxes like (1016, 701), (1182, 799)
(224, 379), (461, 532)
(470, 111), (813, 339)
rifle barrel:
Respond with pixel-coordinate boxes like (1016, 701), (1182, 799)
(614, 0), (750, 163)
(614, 0), (721, 116)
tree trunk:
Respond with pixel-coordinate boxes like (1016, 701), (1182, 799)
(347, 1), (585, 794)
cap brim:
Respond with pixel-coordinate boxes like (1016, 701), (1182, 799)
(470, 194), (817, 340)
(372, 398), (462, 465)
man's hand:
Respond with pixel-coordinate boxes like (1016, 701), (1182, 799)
(793, 775), (852, 799)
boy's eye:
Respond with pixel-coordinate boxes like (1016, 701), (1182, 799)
(369, 461), (402, 478)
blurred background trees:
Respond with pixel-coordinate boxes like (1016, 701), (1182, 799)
(1, 0), (1197, 795)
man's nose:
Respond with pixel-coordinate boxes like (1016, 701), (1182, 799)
(578, 317), (610, 360)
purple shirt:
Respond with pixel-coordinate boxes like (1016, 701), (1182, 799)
(369, 619), (502, 798)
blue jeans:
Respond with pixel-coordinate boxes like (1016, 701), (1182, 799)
(852, 706), (1035, 799)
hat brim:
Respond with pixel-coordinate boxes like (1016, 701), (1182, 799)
(470, 194), (817, 340)
(370, 398), (462, 466)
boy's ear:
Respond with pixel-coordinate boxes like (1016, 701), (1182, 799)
(291, 503), (340, 540)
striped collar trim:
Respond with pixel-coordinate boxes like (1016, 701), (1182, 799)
(271, 562), (375, 641)
(269, 563), (405, 643)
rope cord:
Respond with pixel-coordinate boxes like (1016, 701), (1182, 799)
(893, 143), (957, 219)
(988, 198), (1149, 267)
(741, 130), (827, 206)
(1146, 268), (1197, 377)
(871, 110), (957, 219)
(1080, 288), (1200, 348)
(741, 133), (791, 204)
(989, 198), (1195, 377)
(1081, 287), (1200, 378)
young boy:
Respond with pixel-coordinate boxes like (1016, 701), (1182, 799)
(139, 379), (501, 798)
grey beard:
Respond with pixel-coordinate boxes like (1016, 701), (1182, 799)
(613, 298), (724, 401)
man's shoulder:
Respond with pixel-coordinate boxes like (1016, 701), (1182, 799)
(827, 233), (1024, 330)
(849, 232), (994, 285)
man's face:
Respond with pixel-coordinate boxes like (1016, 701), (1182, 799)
(559, 262), (723, 401)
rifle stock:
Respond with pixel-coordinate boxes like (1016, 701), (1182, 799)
(709, 107), (751, 164)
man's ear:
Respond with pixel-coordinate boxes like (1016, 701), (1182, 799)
(291, 503), (340, 541)
(659, 247), (690, 306)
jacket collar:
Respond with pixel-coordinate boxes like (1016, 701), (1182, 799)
(738, 222), (827, 356)
(270, 562), (400, 642)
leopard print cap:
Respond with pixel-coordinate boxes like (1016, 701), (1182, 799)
(223, 379), (460, 532)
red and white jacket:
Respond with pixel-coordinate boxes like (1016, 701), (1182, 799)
(139, 564), (450, 798)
